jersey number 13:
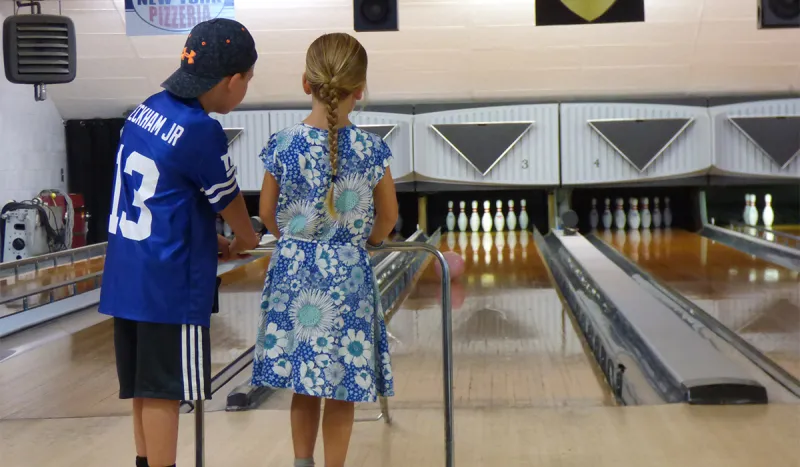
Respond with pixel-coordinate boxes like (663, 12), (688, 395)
(108, 144), (161, 241)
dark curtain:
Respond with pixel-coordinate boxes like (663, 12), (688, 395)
(65, 118), (125, 245)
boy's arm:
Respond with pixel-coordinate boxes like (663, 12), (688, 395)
(221, 193), (259, 253)
(185, 122), (259, 253)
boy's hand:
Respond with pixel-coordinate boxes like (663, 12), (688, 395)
(228, 236), (253, 260)
(217, 235), (232, 261)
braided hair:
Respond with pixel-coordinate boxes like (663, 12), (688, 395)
(304, 33), (368, 219)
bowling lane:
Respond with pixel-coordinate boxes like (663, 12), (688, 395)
(601, 228), (800, 380)
(386, 231), (614, 409)
(773, 226), (800, 236)
(0, 255), (271, 420)
(0, 256), (105, 318)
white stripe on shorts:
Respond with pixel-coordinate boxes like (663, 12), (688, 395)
(189, 325), (197, 401)
(196, 325), (206, 400)
(181, 324), (194, 401)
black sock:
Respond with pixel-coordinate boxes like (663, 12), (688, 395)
(135, 457), (148, 467)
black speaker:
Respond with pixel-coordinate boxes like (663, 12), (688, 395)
(3, 14), (77, 85)
(354, 0), (398, 32)
(759, 0), (800, 29)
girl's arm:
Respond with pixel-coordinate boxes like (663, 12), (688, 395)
(259, 171), (281, 239)
(368, 167), (398, 246)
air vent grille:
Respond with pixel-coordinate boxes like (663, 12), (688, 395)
(3, 15), (77, 85)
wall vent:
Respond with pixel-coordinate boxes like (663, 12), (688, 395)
(3, 14), (77, 85)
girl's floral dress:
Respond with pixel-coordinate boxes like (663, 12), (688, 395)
(251, 123), (395, 402)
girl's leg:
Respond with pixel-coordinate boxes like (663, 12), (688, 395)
(322, 399), (355, 467)
(292, 393), (322, 461)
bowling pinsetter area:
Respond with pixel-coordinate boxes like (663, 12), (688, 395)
(1, 2), (799, 467)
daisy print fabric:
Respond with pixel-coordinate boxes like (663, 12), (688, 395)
(252, 123), (395, 403)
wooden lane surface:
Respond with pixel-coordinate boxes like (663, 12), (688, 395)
(773, 225), (800, 236)
(600, 228), (800, 381)
(263, 231), (614, 412)
(3, 404), (798, 467)
(0, 255), (272, 420)
(398, 231), (614, 408)
(0, 257), (106, 318)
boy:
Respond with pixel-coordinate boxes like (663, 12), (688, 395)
(99, 18), (260, 467)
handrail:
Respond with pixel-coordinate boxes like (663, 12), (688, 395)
(725, 221), (800, 249)
(0, 242), (107, 280)
(193, 241), (454, 467)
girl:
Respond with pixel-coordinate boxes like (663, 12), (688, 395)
(252, 33), (398, 467)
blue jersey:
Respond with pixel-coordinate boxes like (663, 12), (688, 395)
(99, 91), (240, 327)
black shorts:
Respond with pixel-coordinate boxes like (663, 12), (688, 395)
(114, 318), (211, 401)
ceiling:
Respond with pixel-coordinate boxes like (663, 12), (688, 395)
(2, 0), (800, 120)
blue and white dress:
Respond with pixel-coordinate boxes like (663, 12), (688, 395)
(251, 123), (395, 403)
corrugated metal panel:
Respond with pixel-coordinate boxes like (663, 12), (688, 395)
(710, 99), (800, 178)
(560, 103), (712, 185)
(413, 105), (560, 186)
(211, 111), (270, 192)
(268, 110), (412, 180)
(351, 112), (414, 180)
(269, 110), (308, 134)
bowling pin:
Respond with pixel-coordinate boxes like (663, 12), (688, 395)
(446, 201), (456, 232)
(640, 197), (652, 229)
(652, 197), (662, 228)
(506, 200), (517, 231)
(627, 197), (641, 230)
(614, 198), (627, 230)
(519, 199), (529, 230)
(481, 200), (493, 233)
(602, 198), (612, 230)
(589, 198), (599, 230)
(470, 201), (480, 232)
(763, 194), (774, 228)
(457, 201), (468, 232)
(494, 200), (505, 232)
(747, 194), (759, 227)
(663, 197), (673, 228)
(743, 194), (751, 226)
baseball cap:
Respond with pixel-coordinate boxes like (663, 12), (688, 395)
(162, 18), (258, 99)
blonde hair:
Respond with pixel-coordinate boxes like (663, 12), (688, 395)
(304, 33), (368, 218)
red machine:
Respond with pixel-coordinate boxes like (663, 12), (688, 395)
(38, 191), (88, 249)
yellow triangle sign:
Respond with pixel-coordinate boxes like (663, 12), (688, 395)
(559, 0), (618, 22)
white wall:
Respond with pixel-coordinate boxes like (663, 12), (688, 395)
(0, 12), (67, 206)
(42, 0), (800, 120)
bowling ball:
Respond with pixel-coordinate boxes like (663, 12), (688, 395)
(437, 279), (466, 310)
(434, 251), (465, 281)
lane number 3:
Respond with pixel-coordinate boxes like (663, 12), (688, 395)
(108, 144), (161, 241)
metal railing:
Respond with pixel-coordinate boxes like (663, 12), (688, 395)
(193, 241), (454, 467)
(0, 242), (107, 281)
(0, 270), (102, 311)
(725, 222), (800, 250)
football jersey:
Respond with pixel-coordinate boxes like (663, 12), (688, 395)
(99, 91), (239, 327)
